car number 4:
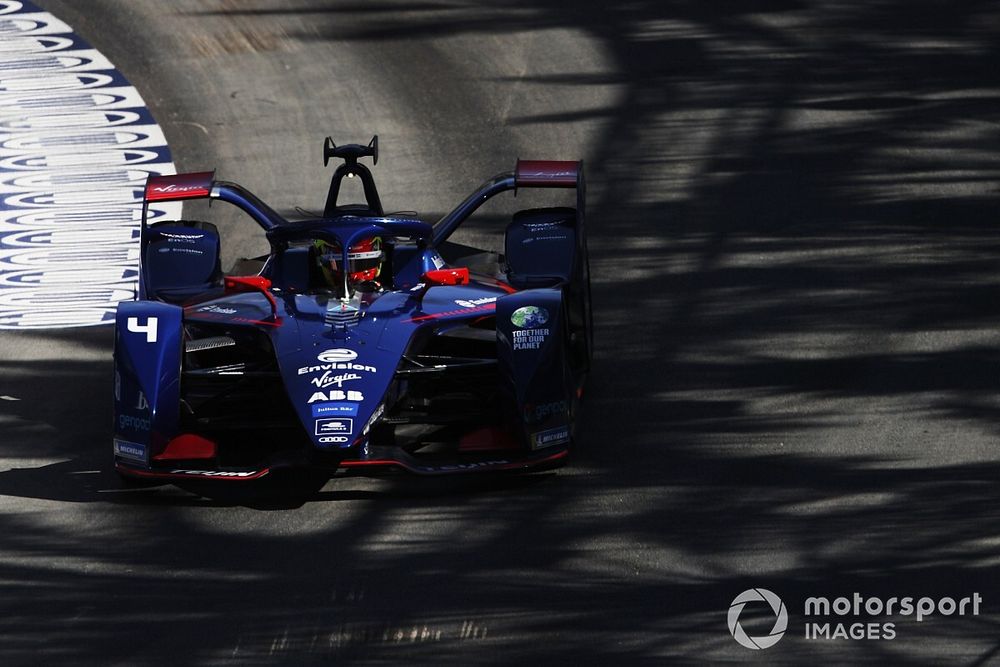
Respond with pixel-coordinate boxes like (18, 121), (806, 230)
(127, 316), (158, 343)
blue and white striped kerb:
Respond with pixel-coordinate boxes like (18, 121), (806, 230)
(0, 0), (179, 329)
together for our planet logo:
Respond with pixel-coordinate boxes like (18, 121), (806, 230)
(510, 305), (548, 328)
(728, 589), (983, 649)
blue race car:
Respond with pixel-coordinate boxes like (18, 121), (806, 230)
(113, 137), (591, 482)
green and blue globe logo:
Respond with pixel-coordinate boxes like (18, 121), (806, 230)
(511, 306), (549, 329)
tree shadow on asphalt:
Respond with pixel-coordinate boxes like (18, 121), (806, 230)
(4, 0), (1000, 664)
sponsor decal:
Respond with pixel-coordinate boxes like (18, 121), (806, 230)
(310, 371), (361, 389)
(416, 460), (511, 472)
(513, 328), (549, 351)
(113, 438), (146, 462)
(300, 350), (372, 377)
(430, 253), (445, 270)
(523, 221), (562, 231)
(317, 348), (357, 363)
(511, 306), (549, 328)
(525, 400), (567, 423)
(151, 184), (200, 194)
(530, 425), (570, 450)
(197, 304), (237, 315)
(318, 436), (350, 444)
(362, 402), (385, 436)
(169, 469), (260, 477)
(311, 402), (359, 417)
(0, 2), (178, 330)
(315, 418), (353, 436)
(118, 413), (150, 432)
(521, 234), (568, 244)
(308, 390), (364, 404)
(297, 361), (376, 376)
(159, 231), (203, 242)
(455, 296), (497, 308)
(135, 391), (149, 411)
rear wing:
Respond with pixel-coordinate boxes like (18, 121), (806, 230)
(137, 172), (287, 300)
(140, 172), (285, 232)
(432, 159), (584, 247)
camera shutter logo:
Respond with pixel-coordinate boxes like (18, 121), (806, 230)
(728, 588), (788, 649)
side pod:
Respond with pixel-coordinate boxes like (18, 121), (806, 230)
(112, 302), (183, 465)
(496, 289), (574, 451)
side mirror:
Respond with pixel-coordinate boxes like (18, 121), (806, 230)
(225, 276), (277, 321)
(422, 268), (470, 286)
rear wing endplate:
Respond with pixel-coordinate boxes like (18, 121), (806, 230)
(433, 159), (584, 246)
(514, 160), (580, 189)
(145, 171), (216, 202)
(141, 171), (284, 232)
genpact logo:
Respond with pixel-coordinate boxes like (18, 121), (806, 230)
(728, 588), (788, 650)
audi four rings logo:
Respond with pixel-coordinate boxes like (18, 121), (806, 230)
(317, 348), (357, 363)
(728, 588), (788, 650)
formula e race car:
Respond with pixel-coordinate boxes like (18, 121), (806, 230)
(113, 137), (591, 482)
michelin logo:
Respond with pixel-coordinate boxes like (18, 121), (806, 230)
(114, 438), (147, 462)
(531, 426), (570, 450)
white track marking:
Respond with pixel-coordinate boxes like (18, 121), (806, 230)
(0, 1), (179, 328)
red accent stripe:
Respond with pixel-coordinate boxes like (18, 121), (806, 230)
(493, 280), (517, 294)
(405, 303), (495, 323)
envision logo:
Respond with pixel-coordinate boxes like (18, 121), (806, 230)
(728, 588), (788, 650)
(317, 348), (357, 363)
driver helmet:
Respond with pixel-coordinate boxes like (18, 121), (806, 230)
(313, 237), (384, 288)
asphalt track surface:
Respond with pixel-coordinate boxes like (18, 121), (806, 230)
(2, 1), (1000, 665)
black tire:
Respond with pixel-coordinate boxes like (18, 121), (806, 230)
(568, 234), (593, 383)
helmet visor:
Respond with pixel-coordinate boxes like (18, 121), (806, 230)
(319, 247), (382, 278)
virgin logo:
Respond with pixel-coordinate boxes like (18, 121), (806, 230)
(153, 184), (201, 193)
(310, 372), (361, 389)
